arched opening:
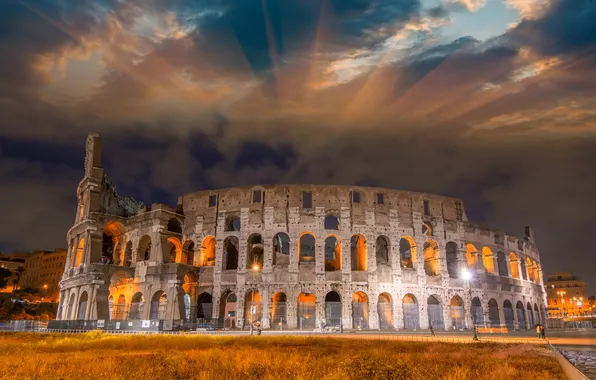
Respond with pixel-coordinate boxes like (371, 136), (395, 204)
(297, 292), (316, 329)
(399, 237), (416, 269)
(378, 293), (393, 330)
(509, 253), (520, 279)
(224, 216), (241, 232)
(67, 293), (75, 319)
(351, 292), (369, 329)
(471, 297), (484, 326)
(375, 236), (390, 267)
(246, 234), (264, 269)
(423, 241), (440, 277)
(150, 291), (167, 320)
(488, 298), (500, 327)
(482, 247), (495, 274)
(182, 272), (197, 320)
(325, 291), (342, 327)
(533, 261), (539, 282)
(402, 294), (419, 330)
(527, 302), (534, 327)
(167, 236), (182, 263)
(129, 293), (144, 320)
(445, 242), (458, 278)
(73, 238), (85, 267)
(520, 258), (527, 280)
(197, 293), (213, 322)
(299, 233), (315, 263)
(350, 235), (367, 271)
(497, 252), (508, 277)
(182, 241), (195, 265)
(223, 237), (239, 270)
(271, 292), (287, 328)
(449, 296), (465, 330)
(77, 291), (88, 320)
(219, 291), (237, 328)
(324, 215), (339, 230)
(526, 258), (534, 281)
(166, 218), (182, 234)
(102, 221), (125, 264)
(244, 289), (262, 328)
(113, 294), (127, 320)
(465, 244), (478, 269)
(533, 303), (540, 325)
(503, 300), (514, 329)
(324, 236), (341, 272)
(123, 241), (133, 267)
(428, 295), (444, 330)
(200, 236), (216, 266)
(272, 233), (290, 266)
(138, 235), (151, 262)
(516, 301), (526, 330)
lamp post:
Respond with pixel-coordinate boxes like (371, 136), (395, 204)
(461, 268), (478, 341)
(250, 263), (260, 336)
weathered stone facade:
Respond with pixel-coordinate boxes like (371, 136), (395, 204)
(58, 134), (548, 330)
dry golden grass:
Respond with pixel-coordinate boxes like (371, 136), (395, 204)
(0, 332), (565, 380)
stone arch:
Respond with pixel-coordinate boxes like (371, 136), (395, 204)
(271, 292), (287, 328)
(488, 298), (500, 327)
(465, 244), (478, 269)
(427, 295), (444, 330)
(324, 215), (340, 230)
(113, 294), (127, 320)
(399, 237), (416, 269)
(223, 237), (239, 270)
(532, 261), (539, 282)
(449, 296), (465, 330)
(482, 247), (495, 274)
(350, 234), (367, 271)
(74, 238), (85, 267)
(167, 236), (182, 263)
(102, 221), (125, 264)
(166, 217), (182, 234)
(197, 292), (213, 321)
(375, 236), (390, 267)
(123, 241), (133, 267)
(516, 301), (526, 329)
(297, 292), (316, 329)
(324, 235), (342, 272)
(471, 297), (484, 325)
(224, 215), (241, 232)
(219, 291), (237, 328)
(77, 291), (88, 320)
(423, 241), (440, 277)
(68, 293), (76, 319)
(182, 272), (198, 320)
(129, 292), (144, 320)
(497, 251), (508, 277)
(299, 233), (315, 263)
(244, 289), (262, 328)
(150, 291), (167, 320)
(352, 291), (369, 329)
(325, 291), (342, 327)
(503, 300), (514, 329)
(272, 232), (290, 266)
(526, 257), (534, 281)
(200, 236), (216, 266)
(246, 234), (264, 269)
(138, 235), (151, 262)
(402, 294), (419, 330)
(509, 253), (520, 279)
(445, 242), (459, 278)
(378, 293), (393, 330)
(182, 240), (195, 265)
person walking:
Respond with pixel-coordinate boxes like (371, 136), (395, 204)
(429, 323), (435, 337)
(536, 324), (541, 339)
(540, 325), (546, 339)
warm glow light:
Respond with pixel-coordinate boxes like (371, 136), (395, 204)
(43, 284), (47, 289)
(252, 264), (260, 271)
(461, 268), (472, 280)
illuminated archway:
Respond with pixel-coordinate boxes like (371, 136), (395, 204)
(350, 235), (367, 271)
(482, 247), (495, 274)
(244, 289), (262, 328)
(402, 294), (419, 330)
(449, 296), (465, 330)
(465, 244), (478, 269)
(423, 241), (440, 276)
(351, 292), (369, 329)
(297, 292), (316, 329)
(509, 253), (520, 279)
(427, 295), (444, 330)
(324, 235), (341, 272)
(200, 236), (216, 266)
(378, 293), (393, 329)
(271, 292), (287, 328)
(399, 237), (416, 269)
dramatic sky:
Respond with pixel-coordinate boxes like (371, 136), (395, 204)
(1, 0), (594, 291)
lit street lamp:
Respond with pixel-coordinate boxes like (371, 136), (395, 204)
(461, 268), (478, 341)
(250, 263), (260, 336)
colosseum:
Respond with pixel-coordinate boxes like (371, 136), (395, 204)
(54, 133), (547, 332)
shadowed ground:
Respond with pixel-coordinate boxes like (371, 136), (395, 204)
(0, 332), (565, 380)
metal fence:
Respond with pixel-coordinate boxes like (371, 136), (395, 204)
(325, 302), (342, 327)
(0, 320), (48, 332)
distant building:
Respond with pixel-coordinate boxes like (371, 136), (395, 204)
(20, 249), (67, 302)
(545, 272), (590, 317)
(0, 255), (26, 292)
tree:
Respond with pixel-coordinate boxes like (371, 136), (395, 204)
(0, 267), (13, 290)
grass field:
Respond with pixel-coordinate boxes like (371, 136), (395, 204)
(0, 332), (565, 380)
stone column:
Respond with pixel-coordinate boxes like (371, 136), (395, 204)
(394, 295), (402, 330)
(263, 233), (274, 273)
(261, 286), (271, 329)
(369, 296), (379, 329)
(443, 302), (451, 331)
(419, 300), (429, 329)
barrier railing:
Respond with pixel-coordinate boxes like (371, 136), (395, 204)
(548, 342), (589, 380)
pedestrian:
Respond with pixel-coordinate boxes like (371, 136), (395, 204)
(541, 325), (546, 339)
(536, 324), (541, 339)
(430, 323), (435, 337)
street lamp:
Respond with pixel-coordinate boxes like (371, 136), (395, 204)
(250, 263), (260, 336)
(461, 268), (478, 341)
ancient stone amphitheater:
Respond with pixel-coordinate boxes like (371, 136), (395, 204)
(56, 134), (547, 331)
